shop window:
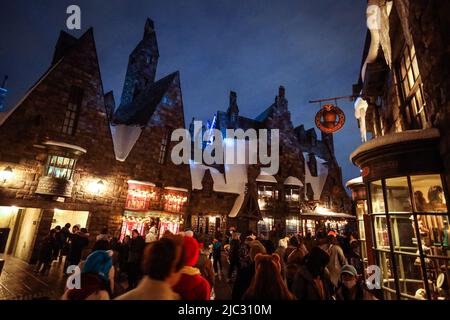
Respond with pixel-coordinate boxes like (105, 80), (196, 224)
(370, 180), (385, 213)
(389, 215), (418, 253)
(257, 217), (274, 236)
(373, 215), (390, 250)
(397, 44), (427, 130)
(385, 177), (412, 213)
(158, 128), (171, 164)
(45, 155), (76, 180)
(258, 184), (274, 209)
(369, 174), (450, 299)
(411, 175), (447, 213)
(378, 251), (397, 300)
(286, 218), (300, 235)
(394, 253), (425, 299)
(285, 186), (300, 204)
(62, 86), (83, 135)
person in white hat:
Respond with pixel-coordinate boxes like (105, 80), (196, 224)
(334, 265), (377, 300)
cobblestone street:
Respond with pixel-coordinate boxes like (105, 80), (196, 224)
(0, 254), (232, 300)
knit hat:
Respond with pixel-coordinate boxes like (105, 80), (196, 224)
(82, 250), (113, 281)
(185, 230), (194, 237)
(182, 236), (200, 266)
(340, 264), (358, 277)
(327, 230), (337, 237)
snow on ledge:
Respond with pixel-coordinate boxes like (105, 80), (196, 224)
(127, 180), (156, 187)
(345, 176), (363, 188)
(350, 128), (440, 162)
(43, 140), (87, 154)
(164, 186), (189, 193)
(284, 176), (303, 187)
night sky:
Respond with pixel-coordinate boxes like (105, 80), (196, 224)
(0, 0), (367, 186)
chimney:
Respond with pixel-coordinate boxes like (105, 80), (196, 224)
(278, 86), (285, 98)
(230, 91), (237, 105)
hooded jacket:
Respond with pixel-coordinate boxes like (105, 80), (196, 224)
(173, 266), (211, 300)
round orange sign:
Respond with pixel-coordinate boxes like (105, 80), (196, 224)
(315, 104), (345, 133)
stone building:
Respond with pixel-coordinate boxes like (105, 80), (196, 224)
(349, 0), (450, 300)
(188, 87), (351, 238)
(0, 19), (190, 263)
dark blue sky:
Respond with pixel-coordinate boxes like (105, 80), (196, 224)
(0, 0), (367, 185)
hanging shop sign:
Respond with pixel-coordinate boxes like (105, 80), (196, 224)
(315, 104), (345, 133)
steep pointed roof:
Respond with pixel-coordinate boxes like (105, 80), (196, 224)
(0, 28), (100, 127)
(112, 71), (178, 126)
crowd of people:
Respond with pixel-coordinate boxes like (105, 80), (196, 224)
(34, 222), (375, 300)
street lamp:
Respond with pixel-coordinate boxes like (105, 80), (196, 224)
(0, 166), (13, 183)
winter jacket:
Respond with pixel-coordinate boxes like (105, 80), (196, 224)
(232, 262), (255, 300)
(115, 277), (180, 300)
(292, 265), (334, 300)
(195, 251), (215, 289)
(228, 239), (240, 262)
(62, 273), (111, 300)
(38, 236), (56, 263)
(173, 266), (211, 300)
(319, 243), (348, 287)
(68, 232), (89, 265)
(128, 236), (145, 264)
(335, 283), (377, 300)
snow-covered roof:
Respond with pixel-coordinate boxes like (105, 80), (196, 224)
(303, 152), (328, 201)
(110, 124), (143, 162)
(350, 128), (440, 163)
(284, 176), (303, 187)
(345, 176), (363, 188)
(228, 193), (245, 218)
(256, 170), (278, 183)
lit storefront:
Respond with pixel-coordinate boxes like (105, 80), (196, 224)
(346, 176), (372, 272)
(351, 129), (450, 300)
(120, 180), (188, 240)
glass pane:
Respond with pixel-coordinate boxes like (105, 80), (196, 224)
(378, 251), (397, 295)
(390, 215), (418, 253)
(411, 175), (447, 213)
(394, 253), (426, 299)
(370, 180), (385, 213)
(407, 67), (415, 90)
(424, 256), (450, 300)
(385, 177), (412, 213)
(374, 216), (390, 249)
(417, 215), (449, 250)
(412, 55), (420, 81)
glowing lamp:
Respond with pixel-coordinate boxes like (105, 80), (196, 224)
(1, 166), (13, 182)
(89, 179), (105, 194)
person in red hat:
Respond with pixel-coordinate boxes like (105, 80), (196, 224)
(173, 236), (211, 300)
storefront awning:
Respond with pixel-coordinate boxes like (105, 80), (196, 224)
(284, 176), (303, 187)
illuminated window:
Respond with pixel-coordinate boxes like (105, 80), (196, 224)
(397, 45), (427, 129)
(285, 186), (300, 204)
(45, 155), (76, 180)
(62, 86), (83, 135)
(258, 184), (274, 209)
(158, 128), (171, 164)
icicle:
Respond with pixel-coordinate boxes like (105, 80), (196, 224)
(367, 0), (393, 68)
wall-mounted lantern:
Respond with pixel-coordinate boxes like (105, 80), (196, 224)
(89, 179), (105, 194)
(0, 166), (13, 183)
